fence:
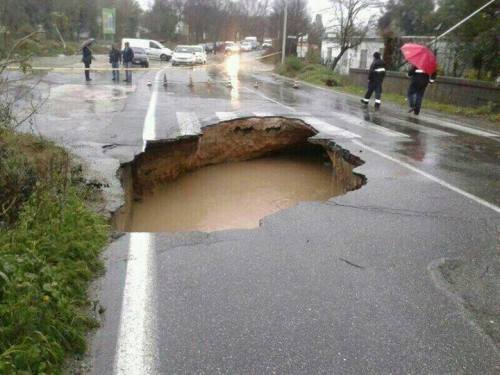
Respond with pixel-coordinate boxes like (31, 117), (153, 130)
(349, 68), (500, 108)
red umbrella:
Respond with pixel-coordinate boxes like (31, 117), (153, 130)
(401, 43), (437, 75)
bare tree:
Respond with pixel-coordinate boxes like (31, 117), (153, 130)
(327, 0), (380, 71)
(0, 32), (45, 130)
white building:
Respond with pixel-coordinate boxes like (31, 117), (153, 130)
(321, 33), (384, 75)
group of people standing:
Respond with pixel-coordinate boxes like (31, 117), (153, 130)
(361, 52), (437, 116)
(81, 41), (135, 83)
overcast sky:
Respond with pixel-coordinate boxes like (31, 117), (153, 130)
(137, 0), (334, 16)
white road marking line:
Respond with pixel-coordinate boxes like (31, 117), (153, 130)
(302, 116), (360, 139)
(242, 86), (296, 112)
(142, 68), (168, 150)
(352, 140), (500, 214)
(216, 112), (240, 121)
(176, 112), (201, 136)
(114, 233), (158, 375)
(418, 115), (499, 138)
(335, 112), (409, 138)
(114, 69), (166, 374)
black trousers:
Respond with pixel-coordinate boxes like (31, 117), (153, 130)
(84, 62), (90, 80)
(407, 83), (427, 115)
(363, 80), (382, 101)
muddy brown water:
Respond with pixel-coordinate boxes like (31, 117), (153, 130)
(127, 153), (349, 233)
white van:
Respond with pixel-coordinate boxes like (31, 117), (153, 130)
(121, 38), (173, 61)
(244, 36), (259, 50)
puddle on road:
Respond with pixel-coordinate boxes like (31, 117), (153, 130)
(129, 153), (348, 232)
(114, 117), (365, 233)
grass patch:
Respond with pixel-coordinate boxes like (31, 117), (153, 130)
(277, 57), (344, 87)
(276, 60), (500, 123)
(0, 129), (109, 374)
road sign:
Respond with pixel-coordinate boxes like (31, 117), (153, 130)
(102, 8), (116, 35)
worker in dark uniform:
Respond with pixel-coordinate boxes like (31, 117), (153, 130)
(407, 65), (437, 115)
(361, 52), (386, 109)
(82, 43), (93, 82)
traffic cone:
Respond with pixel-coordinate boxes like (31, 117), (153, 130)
(147, 80), (152, 87)
(163, 74), (168, 87)
(293, 81), (299, 89)
(188, 74), (194, 88)
(254, 81), (259, 88)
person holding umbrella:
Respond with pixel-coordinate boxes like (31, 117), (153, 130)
(401, 43), (437, 116)
(81, 38), (95, 82)
(360, 52), (386, 110)
(407, 65), (437, 115)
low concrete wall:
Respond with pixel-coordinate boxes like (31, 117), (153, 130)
(349, 68), (500, 108)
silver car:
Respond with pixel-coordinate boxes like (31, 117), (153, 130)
(131, 47), (150, 68)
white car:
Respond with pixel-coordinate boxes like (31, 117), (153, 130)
(240, 42), (252, 52)
(121, 38), (172, 61)
(195, 45), (208, 64)
(172, 45), (207, 66)
(225, 42), (240, 54)
(244, 36), (260, 50)
(262, 38), (273, 49)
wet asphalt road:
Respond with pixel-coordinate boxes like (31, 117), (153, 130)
(14, 53), (500, 373)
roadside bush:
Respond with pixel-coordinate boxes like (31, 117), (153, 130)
(305, 49), (321, 65)
(286, 56), (304, 71)
(0, 185), (108, 374)
(0, 129), (109, 374)
(0, 130), (73, 227)
(277, 56), (305, 76)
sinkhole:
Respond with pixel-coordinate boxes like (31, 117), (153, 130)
(113, 117), (366, 233)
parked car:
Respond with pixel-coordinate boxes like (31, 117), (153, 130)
(131, 47), (149, 68)
(224, 41), (240, 54)
(121, 38), (172, 61)
(240, 41), (253, 52)
(172, 45), (207, 66)
(262, 38), (273, 49)
(244, 36), (260, 50)
(194, 45), (208, 64)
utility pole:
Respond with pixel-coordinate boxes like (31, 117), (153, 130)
(281, 0), (288, 65)
(429, 0), (496, 46)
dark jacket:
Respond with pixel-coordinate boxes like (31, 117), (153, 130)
(109, 48), (122, 64)
(368, 57), (386, 82)
(82, 46), (92, 65)
(122, 47), (134, 63)
(408, 65), (437, 89)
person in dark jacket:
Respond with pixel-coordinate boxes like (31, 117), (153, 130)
(122, 42), (134, 83)
(82, 43), (93, 82)
(109, 44), (122, 81)
(407, 65), (437, 115)
(361, 52), (386, 109)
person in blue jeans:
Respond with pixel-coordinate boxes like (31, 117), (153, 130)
(122, 42), (134, 83)
(407, 65), (437, 115)
(109, 45), (121, 81)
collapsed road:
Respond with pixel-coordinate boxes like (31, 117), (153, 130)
(15, 52), (500, 374)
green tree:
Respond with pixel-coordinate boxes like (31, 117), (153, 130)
(378, 0), (435, 36)
(434, 0), (498, 79)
